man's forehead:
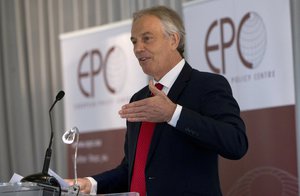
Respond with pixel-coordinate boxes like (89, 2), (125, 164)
(131, 16), (163, 37)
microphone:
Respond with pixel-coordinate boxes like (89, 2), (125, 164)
(21, 90), (65, 191)
(43, 90), (65, 174)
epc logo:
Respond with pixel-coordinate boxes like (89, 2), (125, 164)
(77, 46), (127, 97)
(205, 12), (267, 74)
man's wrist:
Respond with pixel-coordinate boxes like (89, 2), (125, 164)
(86, 177), (97, 195)
(168, 104), (182, 127)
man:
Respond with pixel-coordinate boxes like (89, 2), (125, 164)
(67, 5), (248, 196)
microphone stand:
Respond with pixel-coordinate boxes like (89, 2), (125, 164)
(21, 91), (65, 195)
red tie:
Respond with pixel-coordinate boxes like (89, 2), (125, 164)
(130, 83), (163, 196)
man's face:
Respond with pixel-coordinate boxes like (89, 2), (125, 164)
(131, 15), (177, 80)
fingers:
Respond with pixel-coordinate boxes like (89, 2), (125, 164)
(119, 99), (149, 122)
(119, 96), (173, 122)
(64, 178), (74, 186)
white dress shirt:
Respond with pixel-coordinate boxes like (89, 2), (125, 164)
(153, 58), (185, 127)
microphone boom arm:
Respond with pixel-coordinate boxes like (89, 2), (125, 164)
(21, 90), (65, 192)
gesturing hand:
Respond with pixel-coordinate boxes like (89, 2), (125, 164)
(119, 80), (176, 123)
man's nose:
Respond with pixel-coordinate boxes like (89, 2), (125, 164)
(134, 41), (145, 53)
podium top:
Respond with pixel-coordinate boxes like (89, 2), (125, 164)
(0, 182), (43, 193)
(99, 193), (139, 196)
(0, 183), (139, 196)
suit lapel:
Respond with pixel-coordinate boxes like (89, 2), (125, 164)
(146, 63), (193, 166)
(168, 63), (193, 102)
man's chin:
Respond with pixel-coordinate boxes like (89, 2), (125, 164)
(140, 66), (153, 76)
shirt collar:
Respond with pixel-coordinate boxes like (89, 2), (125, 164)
(153, 59), (185, 94)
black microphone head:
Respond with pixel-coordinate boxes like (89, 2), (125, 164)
(56, 90), (65, 101)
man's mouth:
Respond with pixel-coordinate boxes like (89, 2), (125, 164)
(138, 57), (150, 62)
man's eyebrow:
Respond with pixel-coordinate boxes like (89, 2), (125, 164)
(142, 32), (152, 36)
(131, 32), (153, 40)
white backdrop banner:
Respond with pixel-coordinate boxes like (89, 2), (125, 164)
(60, 20), (148, 177)
(183, 0), (295, 111)
(60, 20), (147, 133)
(183, 1), (298, 195)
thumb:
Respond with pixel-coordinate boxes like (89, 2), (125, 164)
(149, 80), (163, 96)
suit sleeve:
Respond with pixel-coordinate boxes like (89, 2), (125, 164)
(175, 74), (248, 160)
(91, 158), (129, 194)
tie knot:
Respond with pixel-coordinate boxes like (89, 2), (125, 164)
(155, 83), (163, 90)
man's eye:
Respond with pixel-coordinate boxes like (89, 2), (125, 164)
(143, 36), (153, 43)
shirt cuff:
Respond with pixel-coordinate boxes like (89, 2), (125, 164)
(168, 104), (182, 127)
(86, 177), (97, 195)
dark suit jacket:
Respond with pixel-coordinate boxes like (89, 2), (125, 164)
(93, 62), (248, 196)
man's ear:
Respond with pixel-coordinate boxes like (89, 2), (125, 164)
(169, 32), (180, 50)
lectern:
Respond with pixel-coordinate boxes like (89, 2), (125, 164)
(0, 182), (60, 196)
(0, 182), (139, 196)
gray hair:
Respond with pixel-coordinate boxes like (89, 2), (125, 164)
(133, 6), (186, 57)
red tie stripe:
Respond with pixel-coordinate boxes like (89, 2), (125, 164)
(130, 83), (163, 196)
